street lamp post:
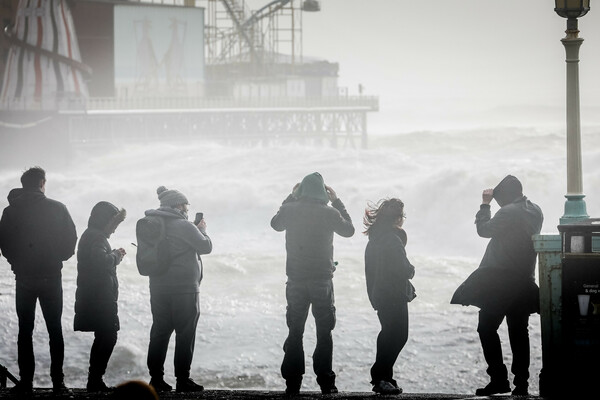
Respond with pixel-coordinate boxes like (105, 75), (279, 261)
(534, 3), (592, 397)
(554, 0), (590, 223)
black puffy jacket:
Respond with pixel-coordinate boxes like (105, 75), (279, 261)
(0, 188), (77, 278)
(365, 226), (415, 310)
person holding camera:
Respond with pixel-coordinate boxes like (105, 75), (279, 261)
(74, 201), (126, 392)
(144, 186), (212, 393)
(271, 172), (355, 395)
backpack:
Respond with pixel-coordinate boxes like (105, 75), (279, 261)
(135, 215), (171, 276)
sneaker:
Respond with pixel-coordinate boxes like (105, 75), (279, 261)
(87, 378), (113, 392)
(176, 377), (204, 393)
(372, 380), (402, 395)
(10, 381), (33, 394)
(475, 380), (511, 396)
(149, 378), (172, 393)
(512, 386), (529, 396)
(320, 384), (338, 394)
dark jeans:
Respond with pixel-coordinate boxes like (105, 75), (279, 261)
(89, 329), (118, 379)
(281, 279), (336, 388)
(15, 277), (64, 384)
(477, 308), (530, 388)
(370, 302), (409, 386)
(147, 292), (200, 380)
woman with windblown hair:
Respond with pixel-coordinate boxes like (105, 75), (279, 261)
(74, 202), (127, 392)
(364, 198), (416, 395)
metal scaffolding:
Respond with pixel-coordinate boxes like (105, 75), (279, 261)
(201, 0), (303, 69)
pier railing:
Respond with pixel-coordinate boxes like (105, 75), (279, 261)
(84, 96), (379, 112)
(1, 96), (379, 113)
(1, 95), (378, 148)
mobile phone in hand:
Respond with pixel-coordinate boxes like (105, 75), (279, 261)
(194, 212), (204, 225)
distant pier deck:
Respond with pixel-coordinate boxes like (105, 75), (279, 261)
(1, 96), (379, 148)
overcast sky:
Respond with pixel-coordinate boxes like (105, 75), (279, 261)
(254, 0), (600, 132)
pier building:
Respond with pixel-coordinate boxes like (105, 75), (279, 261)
(0, 0), (378, 148)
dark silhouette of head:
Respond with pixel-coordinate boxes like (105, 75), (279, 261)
(493, 175), (523, 207)
(113, 380), (159, 400)
(363, 198), (406, 239)
(20, 166), (46, 190)
(296, 172), (329, 203)
(88, 201), (126, 237)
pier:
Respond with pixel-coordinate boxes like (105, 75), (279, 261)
(64, 96), (378, 148)
(0, 0), (379, 149)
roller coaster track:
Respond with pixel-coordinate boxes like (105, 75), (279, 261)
(219, 0), (257, 62)
(241, 0), (291, 29)
(218, 0), (292, 64)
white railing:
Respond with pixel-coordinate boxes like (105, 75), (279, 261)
(83, 96), (379, 111)
(0, 95), (378, 112)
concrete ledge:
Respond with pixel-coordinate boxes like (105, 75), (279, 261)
(0, 388), (543, 399)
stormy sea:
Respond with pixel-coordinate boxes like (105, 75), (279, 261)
(1, 125), (599, 394)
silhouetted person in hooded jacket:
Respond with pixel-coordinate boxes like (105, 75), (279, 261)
(271, 172), (354, 395)
(74, 201), (126, 392)
(0, 167), (77, 394)
(462, 175), (543, 396)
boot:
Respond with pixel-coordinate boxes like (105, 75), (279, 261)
(372, 380), (402, 395)
(10, 381), (33, 394)
(176, 377), (204, 393)
(52, 379), (71, 394)
(320, 383), (338, 394)
(87, 375), (113, 392)
(475, 380), (511, 396)
(285, 378), (301, 395)
(512, 385), (529, 396)
(149, 377), (172, 392)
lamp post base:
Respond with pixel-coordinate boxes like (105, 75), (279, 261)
(560, 194), (589, 224)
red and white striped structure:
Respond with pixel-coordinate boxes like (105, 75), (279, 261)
(1, 0), (89, 110)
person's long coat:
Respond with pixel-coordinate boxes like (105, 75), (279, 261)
(74, 227), (121, 332)
(452, 195), (543, 314)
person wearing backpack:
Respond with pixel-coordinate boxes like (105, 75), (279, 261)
(74, 201), (126, 392)
(143, 186), (212, 393)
